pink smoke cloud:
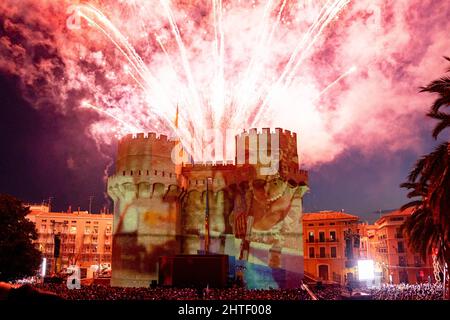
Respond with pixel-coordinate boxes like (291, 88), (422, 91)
(0, 0), (448, 167)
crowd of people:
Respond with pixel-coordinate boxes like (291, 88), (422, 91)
(31, 284), (312, 300)
(204, 288), (311, 300)
(370, 283), (444, 300)
(33, 284), (201, 300)
(2, 282), (443, 300)
(310, 284), (343, 300)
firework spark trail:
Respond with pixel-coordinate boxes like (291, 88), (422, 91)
(230, 0), (289, 129)
(154, 35), (191, 121)
(231, 0), (275, 128)
(250, 0), (350, 128)
(284, 0), (351, 87)
(247, 0), (337, 127)
(264, 0), (350, 113)
(317, 65), (357, 98)
(82, 102), (144, 133)
(159, 0), (205, 134)
(80, 5), (152, 88)
(77, 4), (203, 159)
(211, 0), (226, 127)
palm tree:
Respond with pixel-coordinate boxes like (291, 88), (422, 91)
(401, 56), (450, 299)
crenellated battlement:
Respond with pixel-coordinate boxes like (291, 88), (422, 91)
(182, 160), (235, 168)
(114, 169), (178, 179)
(236, 127), (297, 140)
(121, 132), (177, 142)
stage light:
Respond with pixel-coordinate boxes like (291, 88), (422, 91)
(358, 259), (375, 281)
(41, 258), (47, 277)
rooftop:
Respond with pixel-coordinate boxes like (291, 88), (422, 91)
(303, 210), (359, 221)
(27, 209), (112, 219)
(375, 207), (415, 225)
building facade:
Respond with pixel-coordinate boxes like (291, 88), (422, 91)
(366, 208), (434, 284)
(26, 206), (113, 276)
(303, 211), (361, 285)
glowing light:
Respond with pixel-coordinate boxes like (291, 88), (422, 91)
(41, 258), (47, 277)
(358, 259), (375, 281)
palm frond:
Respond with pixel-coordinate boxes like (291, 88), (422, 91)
(429, 96), (450, 113)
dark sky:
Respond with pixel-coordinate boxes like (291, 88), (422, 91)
(0, 71), (442, 223)
(0, 73), (115, 214)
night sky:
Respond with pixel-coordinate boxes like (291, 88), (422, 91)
(1, 0), (449, 223)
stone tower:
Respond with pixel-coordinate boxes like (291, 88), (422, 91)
(108, 129), (308, 288)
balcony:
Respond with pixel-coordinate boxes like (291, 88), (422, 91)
(306, 238), (338, 243)
(315, 254), (330, 259)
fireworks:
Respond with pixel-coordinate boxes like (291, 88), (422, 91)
(67, 0), (352, 161)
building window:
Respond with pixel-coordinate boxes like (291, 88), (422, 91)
(84, 226), (91, 234)
(330, 223), (335, 226)
(330, 231), (336, 242)
(414, 256), (423, 267)
(70, 226), (77, 234)
(319, 232), (325, 242)
(93, 226), (99, 234)
(396, 228), (403, 238)
(319, 247), (326, 258)
(308, 224), (314, 226)
(398, 241), (405, 253)
(71, 221), (77, 224)
(309, 247), (314, 258)
(399, 256), (407, 267)
(308, 231), (314, 243)
(319, 223), (324, 226)
(331, 247), (337, 258)
(86, 221), (91, 224)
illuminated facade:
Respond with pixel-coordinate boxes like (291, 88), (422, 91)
(26, 206), (113, 276)
(365, 208), (434, 284)
(107, 128), (309, 288)
(303, 211), (361, 285)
